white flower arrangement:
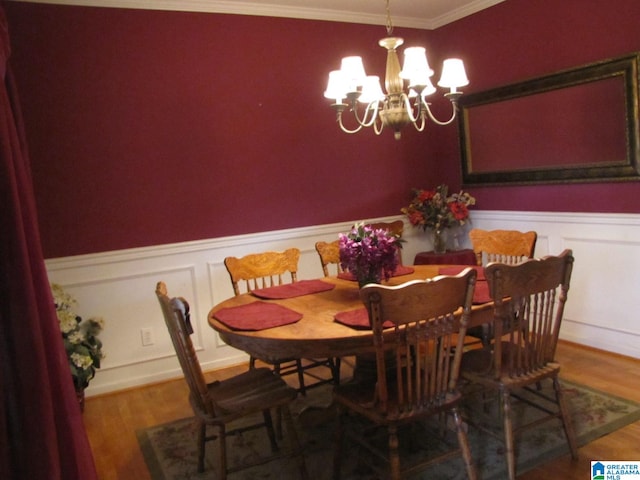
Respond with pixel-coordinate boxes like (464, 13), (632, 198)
(51, 283), (105, 390)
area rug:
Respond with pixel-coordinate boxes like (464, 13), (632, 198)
(137, 380), (640, 479)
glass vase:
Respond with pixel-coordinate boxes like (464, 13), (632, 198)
(355, 268), (382, 288)
(449, 225), (462, 251)
(432, 229), (447, 254)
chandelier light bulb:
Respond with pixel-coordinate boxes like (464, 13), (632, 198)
(438, 58), (469, 92)
(324, 70), (347, 103)
(400, 47), (434, 85)
(340, 56), (367, 91)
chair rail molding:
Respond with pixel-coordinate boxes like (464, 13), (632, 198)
(45, 211), (640, 396)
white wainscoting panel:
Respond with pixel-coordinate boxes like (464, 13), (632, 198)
(45, 211), (640, 396)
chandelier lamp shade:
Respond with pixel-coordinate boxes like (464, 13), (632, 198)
(323, 2), (469, 140)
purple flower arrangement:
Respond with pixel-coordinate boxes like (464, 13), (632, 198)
(339, 223), (401, 286)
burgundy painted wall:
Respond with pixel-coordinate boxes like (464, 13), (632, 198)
(432, 0), (640, 213)
(5, 0), (640, 258)
(5, 3), (445, 258)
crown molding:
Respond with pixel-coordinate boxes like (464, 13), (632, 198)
(7, 0), (505, 29)
(429, 0), (504, 29)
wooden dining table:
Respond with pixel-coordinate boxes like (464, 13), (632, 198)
(208, 265), (493, 364)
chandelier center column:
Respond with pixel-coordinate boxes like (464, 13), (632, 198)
(379, 37), (404, 95)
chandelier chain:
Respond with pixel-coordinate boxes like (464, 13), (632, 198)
(385, 0), (393, 35)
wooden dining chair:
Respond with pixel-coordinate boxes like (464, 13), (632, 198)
(155, 282), (307, 479)
(224, 248), (340, 394)
(468, 228), (537, 346)
(459, 250), (578, 480)
(366, 219), (404, 236)
(315, 240), (342, 277)
(333, 269), (479, 480)
(469, 228), (537, 266)
(367, 220), (405, 264)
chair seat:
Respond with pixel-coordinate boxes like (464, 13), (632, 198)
(461, 343), (561, 384)
(210, 367), (298, 415)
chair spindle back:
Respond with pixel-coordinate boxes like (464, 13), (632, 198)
(360, 269), (477, 416)
(469, 229), (537, 266)
(155, 282), (215, 417)
(485, 249), (574, 378)
(315, 240), (342, 277)
(224, 248), (300, 296)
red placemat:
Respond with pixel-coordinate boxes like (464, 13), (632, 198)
(392, 265), (415, 277)
(336, 272), (356, 281)
(213, 301), (302, 331)
(334, 283), (490, 331)
(337, 265), (415, 282)
(473, 280), (491, 304)
(438, 265), (486, 281)
(251, 279), (335, 299)
(436, 267), (491, 304)
(334, 308), (394, 330)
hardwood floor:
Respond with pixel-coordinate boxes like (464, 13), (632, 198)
(83, 341), (640, 479)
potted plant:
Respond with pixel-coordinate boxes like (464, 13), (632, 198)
(51, 283), (104, 411)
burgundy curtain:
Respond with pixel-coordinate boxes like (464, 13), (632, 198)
(0, 7), (98, 480)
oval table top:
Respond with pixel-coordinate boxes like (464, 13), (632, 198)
(208, 265), (492, 362)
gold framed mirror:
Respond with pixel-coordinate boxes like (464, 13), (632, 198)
(458, 53), (640, 185)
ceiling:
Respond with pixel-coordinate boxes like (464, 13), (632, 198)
(10, 0), (505, 29)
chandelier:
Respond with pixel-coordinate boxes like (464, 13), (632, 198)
(323, 0), (469, 140)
